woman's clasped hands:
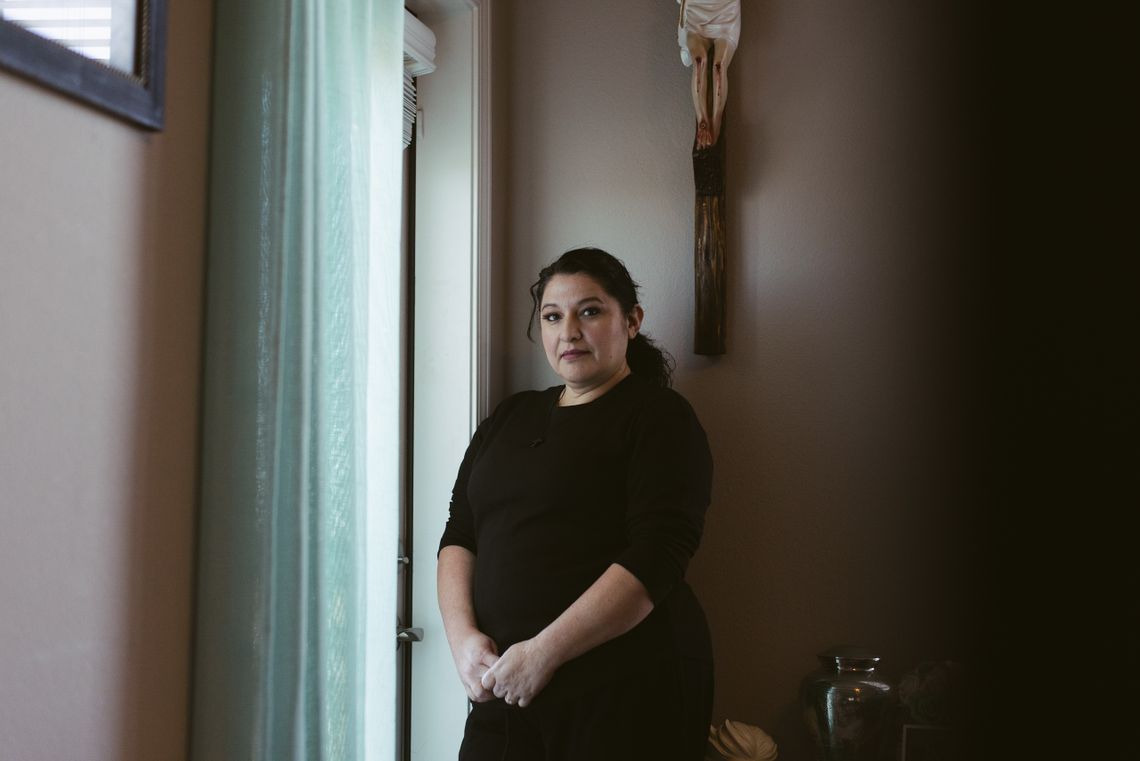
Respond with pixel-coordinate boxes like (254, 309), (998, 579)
(450, 629), (500, 703)
(479, 636), (559, 709)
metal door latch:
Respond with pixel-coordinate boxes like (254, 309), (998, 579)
(397, 627), (424, 643)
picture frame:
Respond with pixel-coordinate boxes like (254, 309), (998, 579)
(0, 0), (167, 130)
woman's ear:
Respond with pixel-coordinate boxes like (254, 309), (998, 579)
(627, 304), (645, 338)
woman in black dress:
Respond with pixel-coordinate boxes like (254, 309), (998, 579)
(438, 248), (714, 760)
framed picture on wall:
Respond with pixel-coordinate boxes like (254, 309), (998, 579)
(0, 0), (167, 129)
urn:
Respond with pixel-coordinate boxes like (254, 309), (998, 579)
(801, 645), (893, 761)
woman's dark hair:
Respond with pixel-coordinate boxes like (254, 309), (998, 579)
(528, 247), (675, 388)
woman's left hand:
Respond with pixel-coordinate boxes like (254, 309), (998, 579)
(479, 637), (558, 708)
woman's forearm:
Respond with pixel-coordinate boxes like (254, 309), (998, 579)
(535, 563), (655, 668)
(438, 545), (501, 702)
(437, 545), (480, 643)
(477, 563), (655, 706)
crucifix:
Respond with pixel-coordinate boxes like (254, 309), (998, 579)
(677, 0), (740, 355)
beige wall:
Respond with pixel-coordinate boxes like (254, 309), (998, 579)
(492, 1), (971, 757)
(0, 3), (213, 759)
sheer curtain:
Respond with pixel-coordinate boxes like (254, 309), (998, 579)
(192, 1), (403, 759)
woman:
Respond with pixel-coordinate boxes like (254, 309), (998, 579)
(438, 248), (714, 760)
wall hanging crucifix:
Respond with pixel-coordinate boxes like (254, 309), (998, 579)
(677, 0), (740, 355)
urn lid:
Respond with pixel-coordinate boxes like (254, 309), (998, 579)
(817, 645), (881, 672)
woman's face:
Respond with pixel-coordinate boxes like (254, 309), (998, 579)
(538, 273), (642, 393)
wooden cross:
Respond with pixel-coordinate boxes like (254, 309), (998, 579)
(693, 122), (727, 355)
(677, 0), (739, 355)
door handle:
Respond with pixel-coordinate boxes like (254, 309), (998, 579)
(397, 626), (424, 643)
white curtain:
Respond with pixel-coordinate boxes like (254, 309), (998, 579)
(192, 0), (403, 759)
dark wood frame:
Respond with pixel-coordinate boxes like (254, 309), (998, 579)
(0, 0), (167, 130)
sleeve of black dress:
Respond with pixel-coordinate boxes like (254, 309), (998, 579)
(614, 390), (713, 603)
(437, 417), (490, 556)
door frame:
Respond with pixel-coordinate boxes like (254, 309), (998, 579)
(405, 1), (492, 758)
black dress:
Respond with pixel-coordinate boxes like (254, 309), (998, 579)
(439, 373), (715, 761)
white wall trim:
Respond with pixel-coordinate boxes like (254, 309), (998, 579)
(408, 1), (492, 758)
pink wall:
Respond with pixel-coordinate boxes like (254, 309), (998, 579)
(0, 2), (213, 759)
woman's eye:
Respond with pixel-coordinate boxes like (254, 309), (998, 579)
(542, 312), (560, 322)
(581, 307), (600, 317)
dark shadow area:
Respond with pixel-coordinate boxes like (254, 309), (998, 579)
(956, 3), (1137, 758)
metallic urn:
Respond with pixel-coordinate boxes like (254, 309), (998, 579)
(801, 645), (893, 761)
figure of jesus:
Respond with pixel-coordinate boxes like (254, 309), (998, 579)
(677, 0), (741, 149)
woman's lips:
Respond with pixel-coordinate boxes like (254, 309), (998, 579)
(561, 349), (588, 360)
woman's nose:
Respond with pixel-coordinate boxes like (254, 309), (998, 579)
(560, 315), (581, 340)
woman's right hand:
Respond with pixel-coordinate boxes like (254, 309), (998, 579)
(437, 546), (499, 701)
(449, 628), (500, 702)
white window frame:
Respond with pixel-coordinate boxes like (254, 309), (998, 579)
(404, 1), (492, 759)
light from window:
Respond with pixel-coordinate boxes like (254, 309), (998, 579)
(0, 0), (137, 74)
